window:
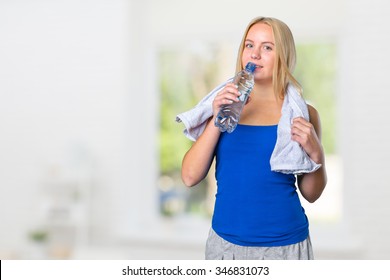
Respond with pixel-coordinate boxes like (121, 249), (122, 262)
(158, 42), (340, 223)
(295, 43), (342, 223)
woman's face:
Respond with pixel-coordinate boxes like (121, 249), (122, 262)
(241, 22), (275, 83)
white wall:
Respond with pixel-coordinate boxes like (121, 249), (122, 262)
(0, 0), (389, 259)
(0, 0), (139, 253)
(338, 0), (390, 259)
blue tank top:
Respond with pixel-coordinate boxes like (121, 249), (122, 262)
(212, 124), (309, 246)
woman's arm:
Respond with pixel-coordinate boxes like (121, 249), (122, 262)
(292, 105), (327, 203)
(181, 118), (221, 187)
(181, 83), (240, 187)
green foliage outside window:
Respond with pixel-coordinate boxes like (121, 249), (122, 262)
(158, 43), (337, 216)
(295, 43), (337, 154)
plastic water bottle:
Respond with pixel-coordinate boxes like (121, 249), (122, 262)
(214, 62), (257, 133)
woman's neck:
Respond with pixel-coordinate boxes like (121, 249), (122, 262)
(252, 83), (281, 102)
(239, 81), (284, 125)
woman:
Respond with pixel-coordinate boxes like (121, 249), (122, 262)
(181, 17), (327, 260)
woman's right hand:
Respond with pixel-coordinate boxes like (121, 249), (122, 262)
(212, 83), (241, 117)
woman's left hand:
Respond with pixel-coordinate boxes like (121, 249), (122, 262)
(291, 117), (323, 164)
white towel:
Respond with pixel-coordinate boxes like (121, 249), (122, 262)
(176, 80), (321, 174)
(175, 78), (232, 141)
(269, 85), (321, 174)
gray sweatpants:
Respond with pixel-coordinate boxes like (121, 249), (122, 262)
(205, 228), (314, 260)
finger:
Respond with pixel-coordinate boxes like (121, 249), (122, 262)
(292, 118), (313, 134)
(292, 117), (310, 127)
(224, 84), (240, 96)
(225, 82), (238, 90)
(217, 91), (240, 102)
(291, 120), (311, 138)
(291, 125), (312, 142)
(291, 128), (307, 141)
(214, 95), (235, 106)
(215, 95), (238, 105)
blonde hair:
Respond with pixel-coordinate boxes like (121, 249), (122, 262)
(235, 17), (302, 97)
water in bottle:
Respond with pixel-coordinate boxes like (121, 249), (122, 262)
(214, 62), (257, 133)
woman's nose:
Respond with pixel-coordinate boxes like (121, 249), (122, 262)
(251, 49), (261, 59)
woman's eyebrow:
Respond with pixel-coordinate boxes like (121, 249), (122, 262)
(245, 39), (275, 45)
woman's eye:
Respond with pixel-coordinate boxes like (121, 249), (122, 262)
(245, 43), (253, 48)
(264, 45), (273, 51)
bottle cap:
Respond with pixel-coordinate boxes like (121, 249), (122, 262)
(245, 62), (257, 73)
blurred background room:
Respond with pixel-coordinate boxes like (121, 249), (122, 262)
(0, 0), (389, 259)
